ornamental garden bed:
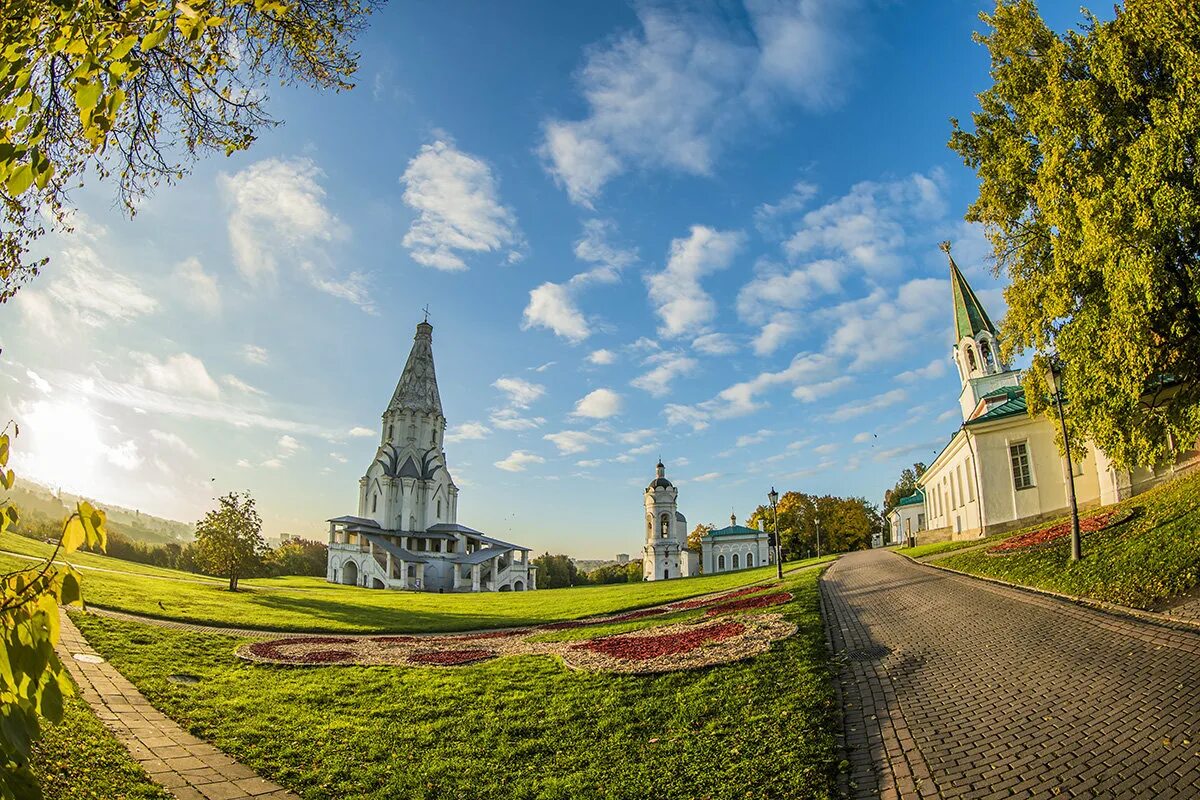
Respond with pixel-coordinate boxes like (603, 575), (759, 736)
(985, 509), (1134, 555)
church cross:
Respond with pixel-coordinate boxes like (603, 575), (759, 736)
(422, 304), (430, 322)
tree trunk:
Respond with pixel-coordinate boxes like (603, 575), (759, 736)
(229, 573), (238, 592)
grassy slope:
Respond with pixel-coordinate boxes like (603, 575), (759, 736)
(895, 532), (1012, 560)
(72, 568), (837, 800)
(0, 535), (835, 632)
(936, 467), (1200, 609)
(30, 692), (170, 800)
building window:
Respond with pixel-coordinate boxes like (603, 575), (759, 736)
(372, 494), (377, 512)
(917, 513), (926, 531)
(732, 553), (740, 569)
(956, 466), (964, 507)
(388, 424), (394, 440)
(950, 473), (958, 508)
(437, 499), (442, 518)
(660, 513), (670, 538)
(431, 428), (437, 445)
(1010, 442), (1034, 489)
(746, 553), (754, 567)
(981, 340), (997, 372)
(718, 554), (726, 571)
(966, 345), (978, 372)
(966, 459), (976, 501)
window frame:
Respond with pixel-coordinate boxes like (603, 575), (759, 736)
(1008, 440), (1035, 490)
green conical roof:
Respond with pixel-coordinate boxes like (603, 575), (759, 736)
(947, 252), (998, 340)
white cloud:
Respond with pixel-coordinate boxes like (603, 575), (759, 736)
(689, 472), (721, 483)
(827, 279), (946, 369)
(936, 408), (959, 424)
(278, 435), (302, 454)
(236, 458), (252, 468)
(752, 315), (799, 356)
(755, 181), (819, 234)
(262, 457), (284, 469)
(493, 377), (545, 408)
(852, 431), (873, 444)
(783, 170), (947, 274)
(522, 282), (590, 342)
(150, 429), (197, 458)
(666, 352), (837, 428)
(735, 429), (773, 447)
(495, 450), (545, 472)
(489, 409), (547, 431)
(174, 257), (220, 315)
(540, 3), (866, 204)
(544, 430), (601, 455)
(587, 348), (617, 366)
(348, 426), (375, 437)
(522, 220), (635, 342)
(26, 370), (51, 393)
(330, 452), (349, 463)
(813, 443), (838, 455)
(896, 358), (948, 383)
(446, 422), (491, 443)
(241, 344), (269, 365)
(647, 226), (743, 338)
(691, 333), (738, 356)
(531, 362), (556, 373)
(400, 139), (521, 270)
(825, 388), (907, 422)
(222, 374), (266, 396)
(631, 351), (698, 397)
(133, 353), (221, 400)
(220, 158), (373, 312)
(619, 429), (656, 445)
(737, 258), (844, 324)
(571, 388), (623, 419)
(32, 245), (158, 330)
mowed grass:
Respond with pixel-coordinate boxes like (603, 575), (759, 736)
(896, 531), (1012, 560)
(936, 467), (1200, 609)
(30, 691), (170, 800)
(71, 567), (837, 800)
(0, 531), (836, 633)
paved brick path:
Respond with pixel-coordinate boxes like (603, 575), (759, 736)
(57, 610), (298, 800)
(821, 550), (1200, 799)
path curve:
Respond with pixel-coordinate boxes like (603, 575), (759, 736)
(57, 610), (299, 800)
(821, 549), (1200, 799)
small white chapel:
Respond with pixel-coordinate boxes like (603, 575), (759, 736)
(897, 244), (1199, 543)
(642, 461), (698, 580)
(325, 320), (537, 592)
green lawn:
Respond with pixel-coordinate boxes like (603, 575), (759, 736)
(895, 531), (1012, 560)
(30, 691), (170, 800)
(70, 566), (837, 799)
(935, 467), (1200, 609)
(3, 536), (835, 633)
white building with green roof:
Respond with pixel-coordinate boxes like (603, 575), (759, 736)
(911, 244), (1198, 544)
(701, 514), (772, 574)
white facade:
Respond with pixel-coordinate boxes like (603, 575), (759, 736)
(642, 461), (698, 580)
(909, 246), (1199, 543)
(701, 515), (773, 574)
(326, 321), (537, 592)
(885, 491), (926, 547)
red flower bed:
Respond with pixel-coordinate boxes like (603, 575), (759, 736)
(245, 637), (356, 662)
(371, 635), (419, 644)
(704, 592), (792, 616)
(988, 511), (1118, 555)
(604, 608), (668, 624)
(668, 583), (776, 612)
(406, 649), (495, 666)
(540, 620), (587, 631)
(571, 622), (745, 661)
(296, 649), (356, 664)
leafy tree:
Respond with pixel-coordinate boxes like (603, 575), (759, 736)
(949, 0), (1200, 468)
(0, 425), (108, 800)
(531, 553), (583, 589)
(194, 491), (264, 591)
(266, 537), (328, 577)
(624, 560), (643, 583)
(586, 563), (630, 585)
(1, 0), (376, 303)
(747, 492), (880, 558)
(686, 523), (711, 555)
(883, 462), (927, 519)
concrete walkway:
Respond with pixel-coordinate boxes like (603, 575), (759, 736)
(821, 549), (1200, 799)
(57, 610), (299, 800)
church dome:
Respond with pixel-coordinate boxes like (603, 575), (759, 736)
(648, 477), (673, 490)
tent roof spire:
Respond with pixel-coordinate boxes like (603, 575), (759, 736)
(942, 241), (999, 340)
(388, 320), (443, 416)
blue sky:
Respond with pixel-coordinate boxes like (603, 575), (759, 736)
(1, 0), (1086, 557)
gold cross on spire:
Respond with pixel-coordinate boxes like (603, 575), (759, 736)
(422, 304), (430, 323)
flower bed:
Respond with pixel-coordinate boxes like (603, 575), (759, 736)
(243, 636), (356, 664)
(704, 592), (792, 616)
(987, 511), (1123, 555)
(406, 649), (495, 666)
(572, 622), (746, 660)
(666, 583), (776, 612)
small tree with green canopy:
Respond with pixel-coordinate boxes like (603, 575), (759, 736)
(949, 0), (1200, 468)
(195, 491), (264, 591)
(883, 462), (926, 519)
(0, 0), (377, 303)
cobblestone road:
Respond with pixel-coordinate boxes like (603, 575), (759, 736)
(821, 550), (1200, 799)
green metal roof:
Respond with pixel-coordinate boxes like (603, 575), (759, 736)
(949, 255), (998, 340)
(966, 385), (1027, 425)
(896, 490), (925, 507)
(705, 524), (764, 538)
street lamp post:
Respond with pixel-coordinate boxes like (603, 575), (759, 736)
(1048, 359), (1082, 561)
(815, 517), (822, 559)
(768, 487), (783, 579)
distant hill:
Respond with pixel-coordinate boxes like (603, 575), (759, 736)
(5, 480), (193, 546)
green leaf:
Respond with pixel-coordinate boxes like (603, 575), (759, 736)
(61, 515), (84, 554)
(59, 570), (80, 607)
(0, 434), (7, 467)
(37, 675), (62, 723)
(78, 501), (106, 551)
(3, 164), (31, 196)
(110, 34), (140, 61)
(74, 80), (102, 111)
(0, 469), (13, 490)
(141, 26), (169, 51)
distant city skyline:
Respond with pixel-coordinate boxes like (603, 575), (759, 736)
(0, 1), (1092, 558)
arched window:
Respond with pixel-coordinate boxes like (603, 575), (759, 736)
(966, 345), (978, 372)
(746, 553), (754, 567)
(372, 494), (378, 512)
(407, 424), (416, 441)
(409, 515), (417, 531)
(733, 553), (740, 569)
(660, 513), (670, 538)
(437, 499), (442, 518)
(431, 428), (437, 445)
(646, 515), (653, 536)
(718, 554), (726, 571)
(388, 424), (394, 440)
(981, 339), (997, 372)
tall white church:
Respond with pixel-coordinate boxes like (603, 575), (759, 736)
(642, 461), (698, 580)
(325, 320), (537, 592)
